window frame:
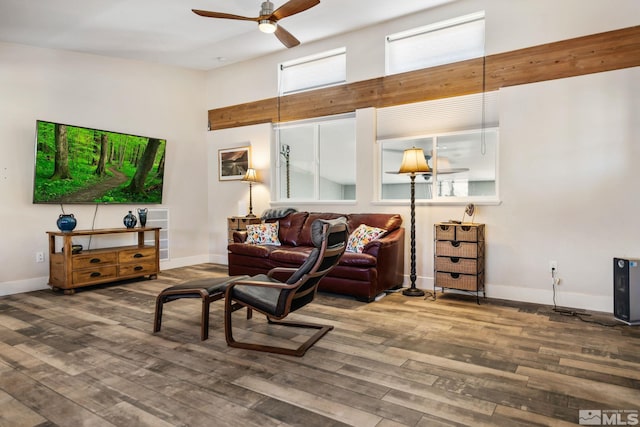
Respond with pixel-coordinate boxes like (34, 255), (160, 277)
(376, 127), (500, 205)
(271, 113), (357, 204)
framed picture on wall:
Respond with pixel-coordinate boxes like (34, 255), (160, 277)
(218, 145), (251, 181)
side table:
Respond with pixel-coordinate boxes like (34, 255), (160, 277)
(227, 216), (262, 242)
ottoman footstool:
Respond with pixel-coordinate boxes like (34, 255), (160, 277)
(153, 275), (250, 340)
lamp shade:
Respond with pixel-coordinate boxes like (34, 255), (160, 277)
(398, 147), (431, 174)
(242, 168), (259, 183)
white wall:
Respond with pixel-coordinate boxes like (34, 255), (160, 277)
(205, 0), (640, 312)
(0, 42), (209, 295)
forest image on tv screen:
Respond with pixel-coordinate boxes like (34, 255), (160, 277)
(34, 121), (166, 204)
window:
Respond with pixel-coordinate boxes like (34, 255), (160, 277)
(275, 114), (356, 201)
(386, 12), (485, 75)
(380, 129), (498, 202)
(377, 92), (499, 203)
(279, 48), (346, 95)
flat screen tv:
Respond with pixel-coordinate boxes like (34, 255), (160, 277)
(33, 120), (166, 204)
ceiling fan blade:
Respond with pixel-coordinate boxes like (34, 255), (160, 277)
(274, 25), (300, 48)
(272, 0), (320, 21)
(192, 9), (258, 22)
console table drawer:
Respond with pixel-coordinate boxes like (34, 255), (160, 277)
(119, 247), (156, 263)
(73, 252), (117, 269)
(73, 266), (118, 284)
(119, 261), (156, 276)
(435, 256), (483, 275)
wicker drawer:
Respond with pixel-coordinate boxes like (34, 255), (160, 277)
(455, 224), (483, 242)
(435, 256), (483, 275)
(73, 252), (117, 269)
(435, 271), (484, 291)
(435, 223), (484, 242)
(119, 261), (156, 277)
(435, 240), (479, 258)
(73, 266), (118, 284)
(435, 224), (456, 240)
(118, 247), (156, 263)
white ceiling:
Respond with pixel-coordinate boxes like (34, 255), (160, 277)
(0, 0), (455, 70)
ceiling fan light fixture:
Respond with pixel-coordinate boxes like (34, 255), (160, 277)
(258, 19), (277, 33)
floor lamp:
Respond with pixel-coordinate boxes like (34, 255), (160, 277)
(242, 168), (259, 218)
(398, 147), (432, 297)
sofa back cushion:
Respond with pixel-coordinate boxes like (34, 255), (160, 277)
(297, 213), (345, 247)
(275, 212), (309, 246)
(269, 211), (403, 248)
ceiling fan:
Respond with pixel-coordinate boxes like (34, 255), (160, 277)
(192, 0), (320, 48)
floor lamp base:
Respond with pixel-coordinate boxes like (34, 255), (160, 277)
(402, 287), (425, 297)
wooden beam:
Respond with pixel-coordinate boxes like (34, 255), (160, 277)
(485, 25), (640, 90)
(208, 25), (640, 130)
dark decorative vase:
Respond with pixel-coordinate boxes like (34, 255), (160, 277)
(56, 214), (77, 232)
(137, 208), (148, 228)
(123, 211), (137, 228)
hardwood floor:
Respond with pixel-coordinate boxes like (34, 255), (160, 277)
(1, 264), (639, 426)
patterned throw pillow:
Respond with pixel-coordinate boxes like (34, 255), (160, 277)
(346, 224), (386, 253)
(245, 222), (281, 246)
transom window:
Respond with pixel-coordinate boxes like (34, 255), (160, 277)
(386, 11), (485, 75)
(279, 47), (346, 95)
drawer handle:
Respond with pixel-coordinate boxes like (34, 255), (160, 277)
(451, 241), (461, 247)
(450, 257), (460, 263)
(134, 266), (144, 271)
(461, 226), (471, 231)
(90, 258), (101, 263)
(439, 225), (450, 231)
(90, 272), (101, 278)
(133, 253), (144, 258)
(450, 273), (460, 279)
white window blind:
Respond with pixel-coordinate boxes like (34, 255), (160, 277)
(386, 12), (485, 75)
(279, 48), (346, 95)
(377, 91), (499, 139)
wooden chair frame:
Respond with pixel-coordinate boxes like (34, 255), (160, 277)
(223, 221), (346, 357)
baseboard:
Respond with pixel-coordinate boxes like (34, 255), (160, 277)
(160, 254), (211, 270)
(0, 254), (212, 297)
(0, 277), (49, 297)
(412, 276), (612, 313)
(3, 265), (611, 313)
(486, 283), (612, 313)
(209, 253), (228, 265)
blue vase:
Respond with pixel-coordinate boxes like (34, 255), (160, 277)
(137, 208), (148, 228)
(57, 214), (77, 232)
(123, 211), (137, 228)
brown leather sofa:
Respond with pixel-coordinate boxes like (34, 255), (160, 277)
(227, 212), (405, 302)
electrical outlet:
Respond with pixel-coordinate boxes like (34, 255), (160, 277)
(36, 252), (44, 263)
(549, 260), (557, 272)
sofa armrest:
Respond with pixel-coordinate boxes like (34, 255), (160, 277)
(362, 228), (403, 257)
(362, 227), (405, 292)
(233, 231), (248, 243)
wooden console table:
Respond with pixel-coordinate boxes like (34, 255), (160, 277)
(47, 227), (160, 294)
